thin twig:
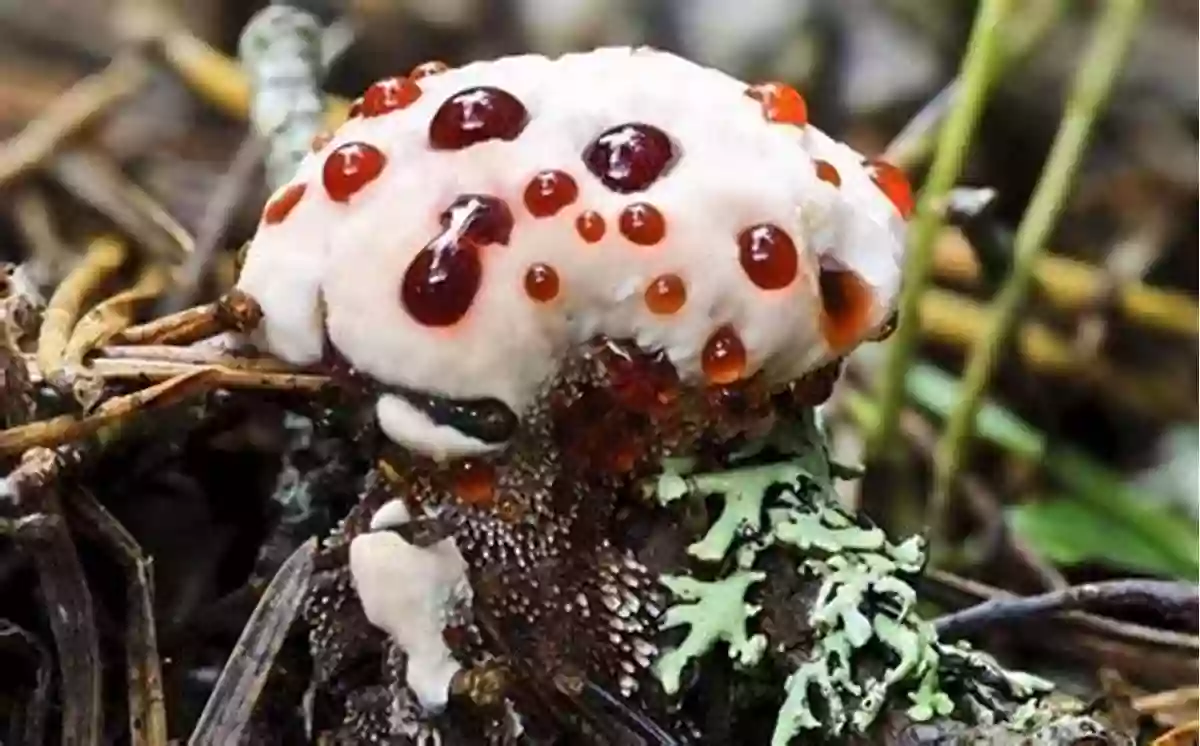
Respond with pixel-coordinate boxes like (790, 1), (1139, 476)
(113, 291), (262, 346)
(919, 288), (1195, 421)
(68, 489), (168, 746)
(64, 267), (171, 366)
(0, 53), (149, 186)
(868, 0), (1015, 458)
(187, 538), (317, 746)
(1, 448), (103, 746)
(36, 236), (128, 383)
(930, 0), (1147, 538)
(165, 135), (266, 312)
(935, 579), (1199, 639)
(932, 227), (1198, 338)
(157, 29), (350, 126)
(50, 147), (196, 259)
(0, 368), (220, 456)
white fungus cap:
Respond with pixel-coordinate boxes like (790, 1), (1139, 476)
(237, 46), (909, 459)
(348, 499), (471, 711)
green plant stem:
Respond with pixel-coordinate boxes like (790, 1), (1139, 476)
(867, 0), (1015, 459)
(884, 0), (1065, 170)
(929, 0), (1147, 541)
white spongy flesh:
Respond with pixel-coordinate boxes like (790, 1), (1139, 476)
(349, 499), (471, 711)
(237, 46), (907, 458)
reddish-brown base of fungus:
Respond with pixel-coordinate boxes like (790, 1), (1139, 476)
(305, 334), (839, 743)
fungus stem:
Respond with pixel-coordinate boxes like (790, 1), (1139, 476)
(929, 0), (1147, 542)
(868, 0), (1015, 459)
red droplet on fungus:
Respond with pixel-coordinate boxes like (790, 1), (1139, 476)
(582, 123), (676, 193)
(429, 87), (529, 151)
(322, 142), (387, 203)
(263, 183), (307, 225)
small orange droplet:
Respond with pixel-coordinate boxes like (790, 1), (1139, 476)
(644, 274), (686, 315)
(451, 459), (495, 506)
(524, 263), (560, 302)
(263, 183), (306, 225)
(818, 259), (875, 351)
(411, 60), (450, 79)
(523, 170), (578, 217)
(361, 75), (421, 116)
(576, 211), (606, 243)
(814, 159), (841, 187)
(310, 132), (333, 152)
(865, 159), (914, 219)
(746, 82), (808, 127)
(618, 203), (666, 246)
(738, 224), (799, 290)
(702, 326), (747, 385)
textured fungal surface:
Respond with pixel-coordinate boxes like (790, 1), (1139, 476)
(235, 46), (908, 461)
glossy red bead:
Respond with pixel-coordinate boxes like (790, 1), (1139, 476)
(361, 76), (421, 116)
(618, 203), (666, 246)
(429, 86), (529, 151)
(738, 224), (799, 290)
(322, 142), (386, 203)
(263, 183), (306, 225)
(523, 170), (578, 218)
(582, 123), (676, 194)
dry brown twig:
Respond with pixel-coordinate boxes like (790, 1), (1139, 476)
(1, 448), (103, 746)
(113, 289), (263, 346)
(0, 368), (220, 457)
(68, 489), (169, 746)
(0, 52), (150, 187)
(64, 266), (171, 367)
(36, 236), (128, 385)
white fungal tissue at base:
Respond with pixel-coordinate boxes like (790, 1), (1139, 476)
(348, 499), (472, 711)
(236, 46), (910, 460)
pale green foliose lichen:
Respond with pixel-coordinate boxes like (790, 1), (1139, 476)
(653, 571), (768, 695)
(650, 413), (1054, 745)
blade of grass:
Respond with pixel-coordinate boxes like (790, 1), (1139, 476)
(929, 0), (1147, 541)
(868, 0), (1015, 459)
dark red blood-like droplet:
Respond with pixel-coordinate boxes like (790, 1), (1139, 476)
(442, 194), (514, 246)
(451, 459), (495, 505)
(429, 87), (529, 151)
(263, 183), (306, 225)
(323, 142), (386, 203)
(582, 123), (676, 193)
(401, 244), (482, 328)
(523, 170), (578, 217)
(818, 257), (875, 351)
(745, 82), (808, 126)
(411, 60), (449, 79)
(576, 211), (606, 243)
(865, 159), (914, 219)
(702, 326), (747, 385)
(814, 159), (841, 187)
(361, 76), (421, 116)
(618, 203), (666, 246)
(644, 273), (686, 315)
(524, 263), (560, 302)
(738, 224), (799, 290)
(400, 195), (513, 327)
